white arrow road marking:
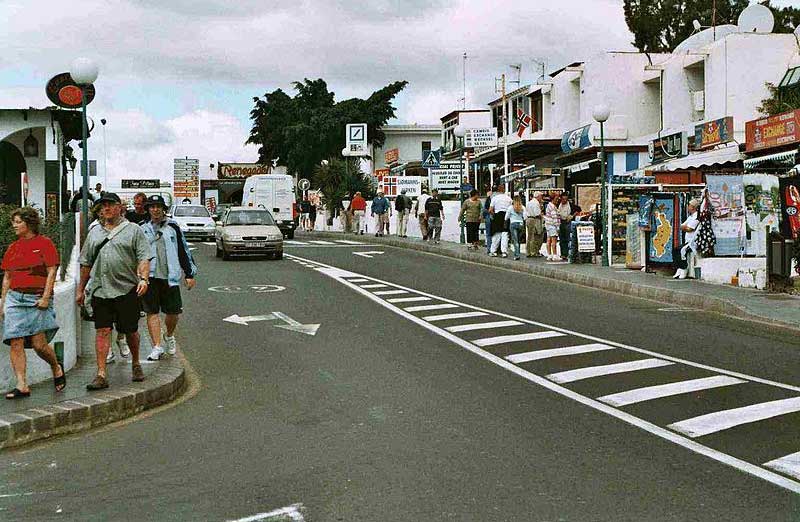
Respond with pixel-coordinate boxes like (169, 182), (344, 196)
(223, 314), (277, 326)
(227, 503), (305, 522)
(353, 251), (385, 258)
(272, 311), (321, 336)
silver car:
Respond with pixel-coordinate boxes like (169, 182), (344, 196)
(215, 206), (284, 260)
(170, 205), (216, 241)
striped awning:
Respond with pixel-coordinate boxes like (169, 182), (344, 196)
(743, 149), (798, 170)
(650, 145), (743, 172)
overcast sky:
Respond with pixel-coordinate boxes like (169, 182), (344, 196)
(1, 0), (792, 186)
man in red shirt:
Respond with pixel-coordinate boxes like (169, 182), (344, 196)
(350, 191), (367, 234)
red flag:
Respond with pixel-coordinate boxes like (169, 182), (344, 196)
(516, 107), (532, 138)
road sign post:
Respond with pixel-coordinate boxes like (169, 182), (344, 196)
(344, 123), (368, 157)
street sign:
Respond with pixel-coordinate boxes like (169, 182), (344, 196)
(298, 178), (311, 191)
(122, 179), (160, 189)
(174, 157), (200, 203)
(345, 123), (368, 157)
(396, 176), (424, 197)
(464, 128), (498, 149)
(576, 223), (596, 253)
(421, 150), (441, 168)
(429, 162), (462, 194)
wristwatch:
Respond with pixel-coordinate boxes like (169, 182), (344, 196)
(139, 277), (149, 283)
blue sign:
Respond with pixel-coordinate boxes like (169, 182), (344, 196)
(561, 125), (592, 153)
(421, 150), (441, 168)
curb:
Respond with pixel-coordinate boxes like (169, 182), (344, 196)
(306, 231), (799, 334)
(0, 356), (185, 450)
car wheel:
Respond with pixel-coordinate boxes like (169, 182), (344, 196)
(274, 251), (283, 260)
(286, 230), (294, 240)
(215, 243), (222, 258)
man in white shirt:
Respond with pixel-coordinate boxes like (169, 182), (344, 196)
(525, 191), (544, 257)
(488, 185), (512, 257)
(414, 190), (431, 240)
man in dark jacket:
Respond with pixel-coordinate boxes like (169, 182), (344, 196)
(424, 190), (444, 244)
(395, 189), (413, 238)
(371, 192), (390, 237)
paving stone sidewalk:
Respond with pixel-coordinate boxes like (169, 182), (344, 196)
(0, 322), (185, 450)
(303, 231), (800, 333)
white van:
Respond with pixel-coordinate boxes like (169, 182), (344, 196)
(241, 174), (297, 238)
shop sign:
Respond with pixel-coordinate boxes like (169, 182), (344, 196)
(375, 168), (390, 179)
(780, 177), (800, 239)
(648, 131), (688, 164)
(218, 163), (271, 180)
(429, 162), (462, 194)
(396, 176), (424, 197)
(122, 179), (160, 189)
(694, 116), (734, 150)
(385, 148), (399, 165)
(745, 109), (800, 152)
(45, 72), (95, 109)
(464, 128), (498, 149)
(576, 223), (596, 252)
(561, 124), (592, 153)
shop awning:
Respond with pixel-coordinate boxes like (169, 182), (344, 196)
(650, 145), (743, 172)
(743, 149), (798, 170)
(498, 164), (560, 183)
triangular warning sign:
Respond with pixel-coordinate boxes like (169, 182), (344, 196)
(422, 151), (440, 168)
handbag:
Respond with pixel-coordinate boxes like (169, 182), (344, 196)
(81, 221), (131, 321)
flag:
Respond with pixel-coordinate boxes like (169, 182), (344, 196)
(516, 108), (532, 138)
(380, 176), (398, 197)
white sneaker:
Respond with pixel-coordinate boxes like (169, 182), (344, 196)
(147, 345), (164, 361)
(118, 336), (130, 358)
(164, 334), (177, 355)
(106, 350), (116, 363)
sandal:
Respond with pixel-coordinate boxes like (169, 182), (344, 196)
(85, 375), (109, 391)
(54, 365), (66, 392)
(5, 388), (31, 400)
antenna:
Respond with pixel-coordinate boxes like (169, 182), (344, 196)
(509, 64), (522, 87)
(531, 58), (546, 83)
(462, 52), (467, 109)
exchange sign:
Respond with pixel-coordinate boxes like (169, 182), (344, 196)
(464, 128), (498, 149)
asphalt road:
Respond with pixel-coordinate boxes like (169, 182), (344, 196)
(2, 237), (800, 521)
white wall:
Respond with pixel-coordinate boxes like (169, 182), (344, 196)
(372, 128), (442, 171)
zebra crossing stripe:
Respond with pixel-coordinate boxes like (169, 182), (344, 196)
(348, 279), (370, 283)
(506, 343), (615, 364)
(386, 297), (432, 303)
(473, 331), (564, 347)
(403, 303), (459, 312)
(334, 240), (364, 245)
(373, 290), (409, 296)
(285, 240), (306, 245)
(764, 452), (800, 480)
(445, 320), (523, 333)
(308, 240), (335, 245)
(547, 359), (673, 384)
(667, 397), (800, 438)
(597, 375), (747, 407)
(424, 311), (489, 322)
(359, 284), (389, 289)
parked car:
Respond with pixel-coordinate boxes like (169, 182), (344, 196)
(215, 206), (284, 260)
(169, 204), (216, 241)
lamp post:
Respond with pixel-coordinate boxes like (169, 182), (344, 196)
(453, 125), (467, 244)
(69, 57), (99, 237)
(592, 104), (610, 267)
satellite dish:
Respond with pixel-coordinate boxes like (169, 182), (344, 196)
(738, 3), (774, 33)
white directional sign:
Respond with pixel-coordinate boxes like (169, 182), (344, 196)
(429, 162), (462, 194)
(223, 311), (320, 335)
(464, 128), (498, 149)
(344, 123), (368, 157)
(353, 251), (385, 259)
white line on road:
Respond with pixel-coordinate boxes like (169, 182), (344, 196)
(506, 343), (615, 364)
(334, 240), (365, 245)
(373, 289), (409, 296)
(597, 375), (747, 407)
(764, 452), (800, 480)
(203, 242), (215, 246)
(424, 311), (489, 322)
(284, 240), (306, 245)
(308, 240), (335, 244)
(445, 320), (523, 333)
(227, 503), (305, 522)
(667, 397), (800, 438)
(348, 279), (370, 283)
(359, 284), (389, 289)
(546, 358), (674, 384)
(473, 331), (565, 347)
(403, 303), (459, 312)
(386, 296), (432, 303)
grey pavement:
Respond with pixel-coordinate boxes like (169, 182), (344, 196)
(304, 230), (800, 332)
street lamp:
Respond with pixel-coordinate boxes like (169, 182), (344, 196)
(69, 57), (99, 236)
(453, 125), (467, 244)
(592, 104), (611, 267)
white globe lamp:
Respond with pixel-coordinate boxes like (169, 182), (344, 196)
(592, 104), (610, 123)
(70, 58), (99, 85)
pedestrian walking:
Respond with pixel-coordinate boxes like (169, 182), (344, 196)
(424, 189), (444, 243)
(371, 191), (390, 237)
(506, 196), (527, 260)
(300, 197), (311, 231)
(458, 190), (483, 250)
(350, 192), (367, 234)
(414, 190), (431, 240)
(395, 190), (413, 238)
(482, 190), (493, 253)
(77, 193), (153, 390)
(308, 200), (317, 232)
(673, 199), (701, 279)
(489, 186), (512, 257)
(557, 193), (573, 261)
(140, 196), (197, 361)
(525, 191), (544, 257)
(544, 195), (561, 261)
(1, 208), (65, 399)
(125, 192), (149, 225)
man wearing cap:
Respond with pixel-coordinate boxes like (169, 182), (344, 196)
(77, 193), (153, 390)
(139, 195), (197, 361)
(395, 189), (413, 238)
(371, 191), (390, 237)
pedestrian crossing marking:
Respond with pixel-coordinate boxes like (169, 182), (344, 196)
(308, 240), (335, 245)
(203, 242), (215, 246)
(359, 284), (389, 289)
(597, 375), (747, 407)
(473, 331), (564, 347)
(335, 240), (365, 245)
(765, 452), (800, 480)
(373, 289), (409, 296)
(667, 397), (800, 438)
(424, 311), (489, 322)
(386, 296), (432, 303)
(546, 358), (674, 384)
(506, 343), (615, 364)
(445, 320), (523, 333)
(285, 240), (306, 245)
(348, 278), (370, 283)
(403, 303), (459, 312)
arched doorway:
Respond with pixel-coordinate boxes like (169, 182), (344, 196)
(0, 142), (25, 206)
(227, 189), (243, 205)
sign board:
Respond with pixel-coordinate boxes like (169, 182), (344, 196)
(345, 123), (368, 157)
(694, 116), (734, 150)
(745, 109), (800, 152)
(384, 148), (399, 165)
(396, 176), (425, 197)
(45, 72), (95, 109)
(88, 159), (98, 177)
(173, 158), (200, 201)
(204, 189), (219, 215)
(648, 131), (688, 164)
(122, 179), (160, 189)
(576, 223), (596, 253)
(217, 163), (271, 180)
(421, 150), (441, 168)
(464, 128), (498, 149)
(378, 176), (398, 197)
(561, 125), (592, 153)
(429, 162), (462, 193)
(298, 178), (310, 191)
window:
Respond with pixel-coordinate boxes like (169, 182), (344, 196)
(174, 206), (210, 217)
(531, 92), (543, 133)
(422, 141), (431, 156)
(226, 210), (276, 226)
(492, 106), (504, 137)
(625, 151), (639, 172)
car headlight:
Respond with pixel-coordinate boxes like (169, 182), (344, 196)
(223, 233), (242, 241)
(267, 234), (282, 241)
(179, 224), (189, 231)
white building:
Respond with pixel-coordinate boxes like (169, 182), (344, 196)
(370, 124), (442, 174)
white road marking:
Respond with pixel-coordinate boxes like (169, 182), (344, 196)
(203, 242), (215, 246)
(445, 320), (523, 333)
(353, 251), (385, 258)
(403, 303), (459, 312)
(348, 279), (370, 283)
(386, 296), (432, 303)
(424, 311), (489, 322)
(547, 359), (673, 384)
(334, 240), (364, 245)
(765, 452), (800, 480)
(284, 240), (307, 245)
(597, 375), (747, 407)
(308, 240), (335, 245)
(506, 343), (615, 364)
(283, 253), (800, 494)
(667, 397), (800, 438)
(373, 289), (409, 296)
(473, 331), (565, 347)
(227, 503), (305, 522)
(359, 284), (389, 289)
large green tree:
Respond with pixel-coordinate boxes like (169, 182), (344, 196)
(623, 1), (799, 53)
(313, 157), (375, 216)
(247, 79), (408, 183)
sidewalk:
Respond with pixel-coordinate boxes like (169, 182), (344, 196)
(0, 325), (185, 450)
(303, 231), (800, 333)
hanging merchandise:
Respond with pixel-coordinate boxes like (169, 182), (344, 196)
(743, 174), (780, 256)
(779, 176), (800, 239)
(706, 174), (745, 256)
(649, 196), (676, 263)
(695, 189), (716, 257)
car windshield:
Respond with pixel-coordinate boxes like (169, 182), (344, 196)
(226, 210), (275, 226)
(174, 206), (210, 217)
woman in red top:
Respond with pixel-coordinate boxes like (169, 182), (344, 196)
(1, 207), (64, 399)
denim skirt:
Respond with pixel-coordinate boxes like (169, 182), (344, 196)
(2, 290), (59, 346)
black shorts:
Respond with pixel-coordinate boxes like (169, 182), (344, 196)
(466, 222), (480, 243)
(141, 278), (183, 315)
(92, 289), (140, 334)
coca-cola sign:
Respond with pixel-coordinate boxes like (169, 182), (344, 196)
(218, 163), (271, 179)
